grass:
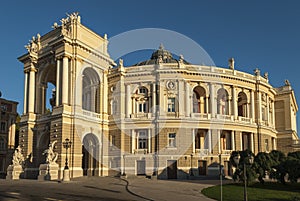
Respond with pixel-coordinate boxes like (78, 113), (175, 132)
(202, 182), (300, 201)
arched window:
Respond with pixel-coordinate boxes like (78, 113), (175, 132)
(217, 89), (229, 115)
(193, 86), (206, 113)
(82, 68), (100, 113)
(135, 87), (149, 113)
(238, 92), (247, 117)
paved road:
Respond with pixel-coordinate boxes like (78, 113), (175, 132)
(0, 177), (228, 201)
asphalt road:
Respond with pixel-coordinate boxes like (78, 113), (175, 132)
(0, 177), (224, 201)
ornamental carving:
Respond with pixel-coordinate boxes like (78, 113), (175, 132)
(25, 33), (41, 54)
(166, 80), (176, 90)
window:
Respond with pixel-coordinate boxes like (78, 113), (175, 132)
(0, 122), (5, 132)
(109, 135), (115, 147)
(139, 87), (147, 94)
(111, 101), (117, 115)
(138, 131), (147, 149)
(0, 137), (5, 151)
(168, 133), (176, 147)
(265, 139), (269, 152)
(168, 98), (175, 112)
(139, 103), (147, 113)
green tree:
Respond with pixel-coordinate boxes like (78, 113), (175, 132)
(253, 152), (272, 184)
(269, 150), (287, 184)
(230, 150), (257, 186)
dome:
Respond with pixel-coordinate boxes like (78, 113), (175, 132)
(134, 44), (190, 66)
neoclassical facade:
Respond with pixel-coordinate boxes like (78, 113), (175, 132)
(18, 14), (298, 179)
(0, 96), (18, 177)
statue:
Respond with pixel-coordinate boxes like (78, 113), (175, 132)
(254, 68), (260, 76)
(12, 146), (24, 166)
(285, 79), (291, 86)
(179, 54), (184, 63)
(25, 33), (41, 54)
(43, 141), (58, 164)
(119, 58), (124, 67)
(49, 88), (56, 108)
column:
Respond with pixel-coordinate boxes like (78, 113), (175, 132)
(125, 84), (131, 118)
(257, 91), (262, 122)
(185, 82), (190, 117)
(205, 96), (209, 113)
(28, 67), (36, 113)
(266, 96), (269, 124)
(131, 97), (135, 116)
(152, 83), (156, 115)
(23, 72), (28, 114)
(240, 132), (243, 150)
(56, 59), (60, 106)
(192, 129), (195, 153)
(131, 130), (135, 153)
(103, 71), (108, 114)
(251, 90), (255, 119)
(217, 130), (221, 154)
(148, 129), (151, 153)
(272, 101), (275, 126)
(62, 56), (69, 105)
(210, 84), (215, 116)
(246, 102), (250, 118)
(90, 86), (96, 112)
(232, 87), (237, 119)
(228, 96), (231, 115)
(251, 133), (254, 152)
(231, 131), (235, 150)
(208, 130), (212, 153)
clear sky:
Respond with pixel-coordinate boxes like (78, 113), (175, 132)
(0, 0), (299, 130)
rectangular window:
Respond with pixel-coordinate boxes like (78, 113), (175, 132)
(0, 122), (5, 132)
(138, 131), (147, 149)
(168, 98), (175, 112)
(139, 88), (147, 94)
(265, 139), (269, 152)
(139, 103), (147, 113)
(109, 135), (115, 147)
(168, 133), (176, 147)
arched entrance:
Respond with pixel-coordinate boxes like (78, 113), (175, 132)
(82, 133), (100, 176)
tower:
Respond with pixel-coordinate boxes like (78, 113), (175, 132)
(18, 13), (114, 179)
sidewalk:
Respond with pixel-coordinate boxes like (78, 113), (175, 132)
(124, 177), (231, 201)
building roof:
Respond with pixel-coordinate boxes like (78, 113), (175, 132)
(133, 44), (190, 66)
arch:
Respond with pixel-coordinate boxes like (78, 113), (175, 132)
(36, 64), (57, 114)
(193, 86), (206, 113)
(82, 133), (100, 176)
(133, 86), (149, 113)
(238, 92), (248, 117)
(217, 88), (229, 115)
(82, 68), (101, 113)
(36, 132), (50, 165)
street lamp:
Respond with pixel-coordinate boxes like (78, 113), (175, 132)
(233, 153), (254, 201)
(122, 154), (126, 176)
(62, 138), (72, 182)
(190, 154), (194, 176)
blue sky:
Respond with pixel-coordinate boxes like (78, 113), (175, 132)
(0, 0), (299, 130)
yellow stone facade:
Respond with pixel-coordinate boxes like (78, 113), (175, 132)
(18, 14), (298, 179)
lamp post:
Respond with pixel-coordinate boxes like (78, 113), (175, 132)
(219, 154), (223, 201)
(122, 154), (126, 176)
(190, 154), (194, 176)
(233, 153), (254, 201)
(62, 138), (72, 182)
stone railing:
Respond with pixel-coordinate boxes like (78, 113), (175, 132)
(238, 116), (252, 123)
(134, 149), (148, 154)
(191, 113), (211, 119)
(221, 150), (232, 155)
(215, 114), (233, 121)
(195, 149), (209, 156)
(130, 113), (152, 119)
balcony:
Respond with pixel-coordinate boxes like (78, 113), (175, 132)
(134, 149), (148, 154)
(221, 149), (232, 155)
(191, 113), (211, 120)
(195, 149), (209, 156)
(238, 116), (253, 123)
(75, 109), (102, 122)
(215, 114), (233, 121)
(130, 113), (152, 119)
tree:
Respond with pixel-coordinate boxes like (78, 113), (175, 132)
(253, 152), (272, 184)
(269, 150), (286, 184)
(230, 150), (257, 186)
